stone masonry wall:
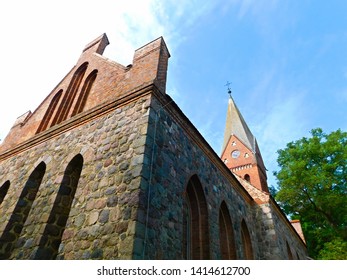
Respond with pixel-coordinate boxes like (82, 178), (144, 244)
(268, 203), (308, 259)
(0, 90), (309, 260)
(0, 95), (151, 259)
(133, 95), (259, 259)
(253, 202), (308, 260)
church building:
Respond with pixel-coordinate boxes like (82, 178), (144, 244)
(0, 34), (308, 259)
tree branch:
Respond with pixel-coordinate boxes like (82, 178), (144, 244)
(302, 187), (337, 229)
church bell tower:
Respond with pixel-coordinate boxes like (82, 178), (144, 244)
(220, 94), (269, 193)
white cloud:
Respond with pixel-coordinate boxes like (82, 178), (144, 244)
(235, 0), (280, 20)
(252, 91), (309, 187)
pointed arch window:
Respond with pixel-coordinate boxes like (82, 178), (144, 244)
(36, 90), (62, 133)
(182, 198), (191, 259)
(219, 201), (237, 259)
(286, 241), (293, 260)
(72, 69), (98, 116)
(35, 154), (83, 259)
(0, 162), (46, 259)
(183, 175), (210, 259)
(0, 180), (10, 206)
(241, 219), (254, 259)
(51, 62), (88, 126)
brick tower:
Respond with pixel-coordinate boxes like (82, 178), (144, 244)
(221, 96), (269, 193)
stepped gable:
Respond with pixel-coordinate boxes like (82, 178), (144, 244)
(0, 34), (170, 155)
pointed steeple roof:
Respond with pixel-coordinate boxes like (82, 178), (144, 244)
(222, 97), (255, 153)
(222, 96), (266, 172)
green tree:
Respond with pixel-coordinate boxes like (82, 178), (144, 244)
(317, 238), (347, 260)
(273, 128), (347, 259)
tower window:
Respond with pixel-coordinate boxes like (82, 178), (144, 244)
(244, 174), (250, 182)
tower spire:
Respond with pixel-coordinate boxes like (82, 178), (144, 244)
(221, 85), (269, 193)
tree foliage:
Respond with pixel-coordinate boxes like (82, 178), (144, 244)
(317, 238), (347, 260)
(273, 128), (347, 259)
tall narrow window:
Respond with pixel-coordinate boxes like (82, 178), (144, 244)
(183, 175), (210, 259)
(72, 70), (98, 116)
(0, 180), (10, 205)
(34, 154), (83, 259)
(219, 201), (237, 259)
(182, 198), (191, 259)
(0, 162), (46, 259)
(241, 219), (254, 260)
(36, 90), (62, 133)
(51, 62), (88, 126)
(286, 241), (293, 260)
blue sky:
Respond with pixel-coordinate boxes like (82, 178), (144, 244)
(1, 0), (346, 188)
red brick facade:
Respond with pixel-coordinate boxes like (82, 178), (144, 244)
(221, 134), (268, 193)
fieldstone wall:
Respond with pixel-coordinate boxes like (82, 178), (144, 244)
(0, 95), (152, 259)
(134, 95), (260, 259)
(0, 90), (308, 260)
(253, 202), (308, 260)
(268, 203), (307, 259)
